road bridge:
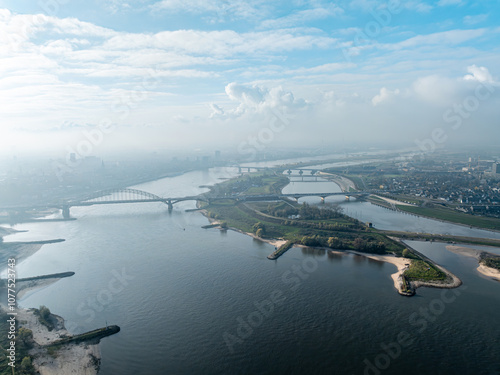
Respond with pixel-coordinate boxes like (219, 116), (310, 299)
(61, 188), (207, 218)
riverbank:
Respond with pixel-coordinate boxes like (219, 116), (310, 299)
(404, 242), (462, 290)
(0, 228), (115, 374)
(346, 250), (413, 295)
(0, 271), (116, 374)
(395, 204), (500, 234)
(17, 307), (102, 375)
(0, 239), (65, 265)
(446, 245), (500, 281)
(317, 172), (356, 192)
(200, 205), (451, 296)
(14, 272), (76, 299)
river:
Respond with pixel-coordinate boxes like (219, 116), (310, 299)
(4, 163), (500, 375)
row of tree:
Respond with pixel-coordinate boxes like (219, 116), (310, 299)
(297, 235), (388, 254)
(265, 202), (345, 221)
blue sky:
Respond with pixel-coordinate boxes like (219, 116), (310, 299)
(1, 0), (499, 154)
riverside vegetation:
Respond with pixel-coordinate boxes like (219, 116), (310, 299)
(0, 308), (36, 375)
(201, 171), (450, 285)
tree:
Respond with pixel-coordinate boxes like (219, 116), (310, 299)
(328, 237), (344, 249)
(252, 222), (266, 234)
(20, 356), (35, 373)
(39, 305), (51, 320)
(353, 237), (366, 251)
(17, 327), (34, 348)
(402, 249), (410, 258)
(220, 221), (228, 229)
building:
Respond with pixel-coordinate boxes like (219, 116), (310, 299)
(492, 163), (499, 175)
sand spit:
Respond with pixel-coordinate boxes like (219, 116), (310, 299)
(446, 245), (500, 282)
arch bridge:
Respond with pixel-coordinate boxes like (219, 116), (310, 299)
(62, 188), (206, 218)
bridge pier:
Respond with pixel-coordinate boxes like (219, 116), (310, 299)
(167, 199), (173, 211)
(62, 205), (71, 219)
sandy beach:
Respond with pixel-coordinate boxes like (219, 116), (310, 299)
(446, 245), (500, 281)
(16, 278), (66, 300)
(347, 251), (412, 294)
(17, 308), (101, 375)
(0, 231), (104, 375)
(477, 264), (500, 280)
(446, 245), (480, 258)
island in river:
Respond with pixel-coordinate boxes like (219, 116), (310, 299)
(199, 170), (500, 296)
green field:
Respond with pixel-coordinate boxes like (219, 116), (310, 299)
(204, 199), (406, 255)
(202, 171), (455, 285)
(397, 205), (500, 231)
(404, 260), (447, 281)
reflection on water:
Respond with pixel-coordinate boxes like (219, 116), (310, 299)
(327, 251), (343, 262)
(300, 247), (326, 257)
(366, 257), (385, 268)
(6, 165), (500, 375)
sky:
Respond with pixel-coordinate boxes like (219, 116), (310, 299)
(0, 0), (499, 157)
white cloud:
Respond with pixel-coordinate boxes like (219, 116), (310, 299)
(387, 29), (486, 50)
(151, 0), (268, 22)
(211, 82), (306, 119)
(404, 1), (433, 13)
(463, 65), (494, 83)
(372, 87), (400, 106)
(287, 62), (356, 76)
(349, 0), (432, 13)
(100, 29), (335, 58)
(437, 0), (464, 6)
(412, 74), (459, 105)
(463, 14), (489, 26)
(260, 5), (343, 29)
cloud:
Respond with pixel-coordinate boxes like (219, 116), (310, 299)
(151, 0), (268, 22)
(260, 4), (343, 29)
(412, 74), (460, 105)
(372, 87), (400, 106)
(463, 65), (494, 83)
(101, 29), (335, 58)
(404, 1), (433, 13)
(386, 28), (486, 50)
(437, 0), (464, 6)
(463, 14), (489, 26)
(349, 0), (432, 13)
(211, 82), (306, 119)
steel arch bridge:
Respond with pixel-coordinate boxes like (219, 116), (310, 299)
(60, 188), (206, 218)
(80, 188), (166, 204)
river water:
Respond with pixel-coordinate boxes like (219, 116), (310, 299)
(4, 165), (500, 375)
